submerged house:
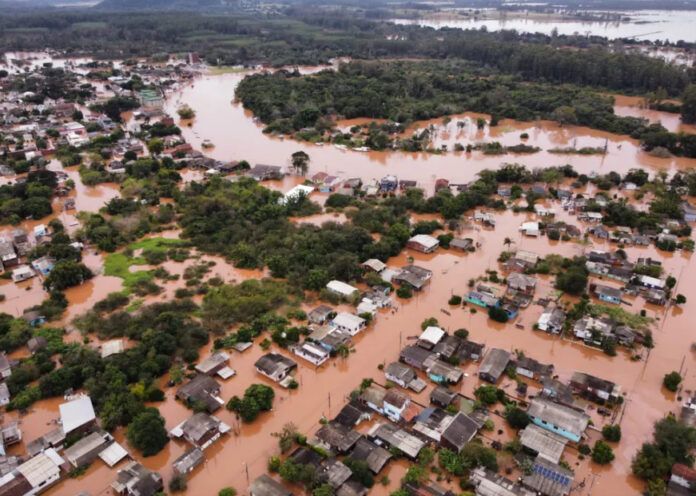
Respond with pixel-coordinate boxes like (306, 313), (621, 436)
(59, 395), (96, 436)
(255, 353), (297, 383)
(112, 461), (163, 496)
(392, 265), (432, 291)
(592, 284), (622, 305)
(175, 375), (224, 413)
(368, 422), (425, 460)
(527, 398), (589, 443)
(569, 372), (621, 404)
(331, 313), (366, 336)
(522, 457), (574, 496)
(314, 422), (361, 454)
(519, 423), (568, 465)
(407, 235), (439, 254)
(349, 438), (391, 474)
(293, 342), (330, 366)
(250, 475), (292, 496)
(195, 352), (234, 379)
(170, 412), (230, 450)
(440, 412), (481, 453)
(308, 305), (334, 325)
(515, 356), (554, 381)
(0, 448), (65, 496)
(478, 349), (511, 384)
(536, 307), (566, 334)
(63, 430), (113, 468)
(466, 290), (499, 309)
(326, 280), (359, 299)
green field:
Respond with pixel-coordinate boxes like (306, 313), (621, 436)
(104, 237), (184, 292)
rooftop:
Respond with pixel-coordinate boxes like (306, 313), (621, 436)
(250, 474), (292, 496)
(59, 395), (95, 435)
(527, 399), (589, 439)
(519, 424), (568, 464)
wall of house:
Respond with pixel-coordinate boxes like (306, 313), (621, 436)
(530, 417), (580, 443)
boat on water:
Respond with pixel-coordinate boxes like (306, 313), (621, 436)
(202, 139), (214, 148)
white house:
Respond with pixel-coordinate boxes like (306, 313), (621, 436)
(356, 298), (378, 317)
(407, 234), (439, 253)
(292, 342), (330, 366)
(280, 184), (314, 205)
(638, 275), (665, 290)
(11, 266), (35, 283)
(520, 221), (540, 237)
(331, 313), (366, 336)
(326, 280), (358, 298)
(419, 326), (445, 347)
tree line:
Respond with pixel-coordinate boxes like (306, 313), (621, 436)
(237, 60), (696, 157)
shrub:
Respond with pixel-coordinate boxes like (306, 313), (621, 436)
(488, 306), (509, 323)
(592, 440), (615, 465)
(602, 424), (622, 442)
(505, 406), (530, 429)
(396, 286), (413, 298)
(663, 371), (682, 392)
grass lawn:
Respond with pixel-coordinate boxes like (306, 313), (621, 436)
(104, 237), (184, 292)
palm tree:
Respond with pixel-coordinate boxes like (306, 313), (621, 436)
(291, 151), (310, 176)
(503, 237), (515, 250)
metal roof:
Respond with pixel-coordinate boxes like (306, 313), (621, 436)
(59, 396), (95, 435)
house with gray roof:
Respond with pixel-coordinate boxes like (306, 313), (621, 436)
(527, 398), (589, 443)
(478, 349), (511, 384)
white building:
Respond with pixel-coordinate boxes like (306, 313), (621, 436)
(419, 326), (445, 347)
(326, 280), (358, 298)
(520, 221), (540, 237)
(292, 342), (330, 366)
(280, 184), (314, 205)
(0, 448), (64, 495)
(331, 312), (367, 336)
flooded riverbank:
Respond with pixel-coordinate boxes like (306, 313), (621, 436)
(389, 9), (696, 43)
(165, 70), (696, 195)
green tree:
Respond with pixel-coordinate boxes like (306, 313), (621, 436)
(219, 488), (237, 496)
(313, 484), (334, 496)
(126, 407), (168, 456)
(663, 371), (682, 392)
(291, 151), (310, 175)
(555, 265), (588, 295)
(682, 84), (696, 124)
(602, 424), (622, 442)
(43, 261), (93, 291)
(505, 406), (530, 429)
(147, 138), (164, 155)
(488, 306), (509, 323)
(591, 440), (615, 465)
(404, 465), (427, 484)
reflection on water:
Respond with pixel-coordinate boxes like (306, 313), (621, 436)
(390, 9), (696, 43)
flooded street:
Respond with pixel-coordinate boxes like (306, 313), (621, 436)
(15, 205), (693, 495)
(0, 62), (695, 496)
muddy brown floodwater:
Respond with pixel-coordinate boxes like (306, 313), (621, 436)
(27, 204), (694, 496)
(2, 65), (696, 495)
(165, 70), (696, 195)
